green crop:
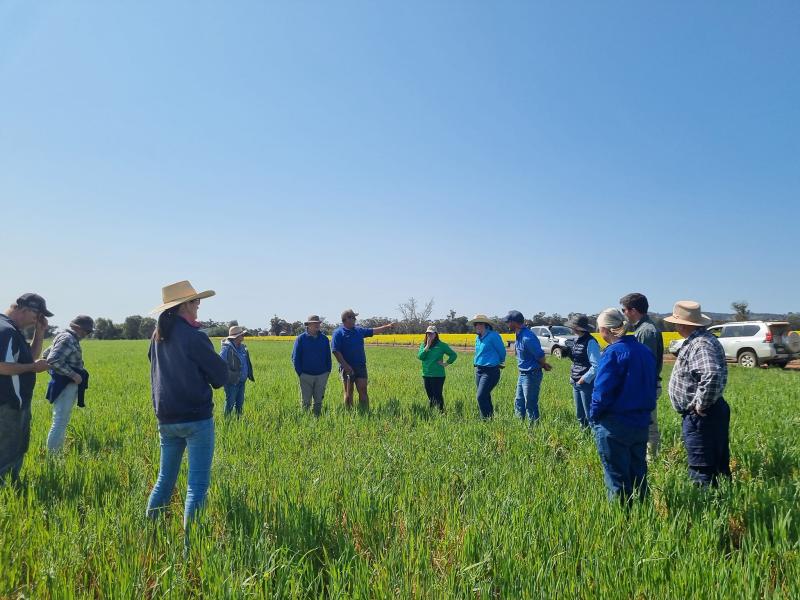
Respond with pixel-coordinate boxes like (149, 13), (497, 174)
(1, 341), (798, 598)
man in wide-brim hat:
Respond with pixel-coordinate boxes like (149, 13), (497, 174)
(219, 325), (255, 417)
(292, 315), (332, 416)
(665, 300), (731, 487)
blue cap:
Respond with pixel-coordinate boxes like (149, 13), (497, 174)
(502, 310), (525, 324)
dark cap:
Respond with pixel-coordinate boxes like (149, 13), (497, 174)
(341, 309), (358, 322)
(70, 315), (95, 333)
(16, 293), (53, 317)
(566, 314), (594, 332)
(502, 310), (525, 324)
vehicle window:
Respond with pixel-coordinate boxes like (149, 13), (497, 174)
(551, 326), (571, 336)
(708, 327), (722, 337)
(721, 326), (740, 338)
(739, 325), (760, 337)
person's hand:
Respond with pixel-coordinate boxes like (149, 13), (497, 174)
(32, 359), (50, 373)
(71, 372), (83, 385)
(694, 405), (707, 417)
(385, 322), (396, 330)
(542, 362), (553, 372)
(577, 377), (584, 385)
(344, 364), (354, 376)
(35, 315), (49, 333)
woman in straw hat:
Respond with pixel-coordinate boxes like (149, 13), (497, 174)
(590, 308), (656, 503)
(664, 300), (730, 487)
(565, 314), (600, 429)
(417, 325), (457, 411)
(145, 281), (228, 536)
(469, 314), (506, 418)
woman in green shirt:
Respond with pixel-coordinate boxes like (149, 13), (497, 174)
(417, 325), (458, 411)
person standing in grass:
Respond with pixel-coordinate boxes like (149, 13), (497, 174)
(0, 294), (52, 484)
(502, 310), (552, 423)
(292, 315), (332, 416)
(564, 314), (600, 429)
(43, 315), (94, 453)
(665, 300), (731, 487)
(590, 308), (656, 503)
(469, 314), (506, 419)
(220, 326), (255, 417)
(331, 309), (395, 410)
(620, 292), (664, 460)
(146, 280), (228, 534)
(417, 325), (457, 411)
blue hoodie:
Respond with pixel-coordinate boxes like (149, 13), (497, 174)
(149, 317), (228, 424)
(590, 335), (656, 428)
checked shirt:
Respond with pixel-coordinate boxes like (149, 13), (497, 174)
(43, 330), (84, 378)
(668, 329), (727, 413)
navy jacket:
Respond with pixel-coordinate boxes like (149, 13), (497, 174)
(292, 332), (332, 376)
(46, 368), (90, 407)
(590, 335), (656, 428)
(148, 318), (228, 424)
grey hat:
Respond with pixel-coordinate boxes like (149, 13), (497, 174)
(70, 315), (94, 333)
(16, 293), (54, 317)
(566, 314), (594, 332)
(305, 315), (322, 325)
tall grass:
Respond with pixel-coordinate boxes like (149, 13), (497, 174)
(1, 341), (797, 598)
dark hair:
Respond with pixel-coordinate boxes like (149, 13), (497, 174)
(154, 306), (180, 342)
(424, 332), (440, 346)
(620, 293), (649, 315)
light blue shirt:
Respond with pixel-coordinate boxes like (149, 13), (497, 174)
(474, 329), (506, 367)
(515, 327), (545, 371)
(582, 338), (601, 384)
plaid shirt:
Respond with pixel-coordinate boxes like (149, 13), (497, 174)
(668, 328), (727, 413)
(43, 330), (84, 378)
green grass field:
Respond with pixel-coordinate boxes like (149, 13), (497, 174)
(2, 340), (798, 598)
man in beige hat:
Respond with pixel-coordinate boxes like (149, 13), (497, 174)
(331, 309), (395, 410)
(0, 294), (52, 483)
(292, 315), (332, 416)
(220, 325), (255, 417)
(665, 300), (731, 487)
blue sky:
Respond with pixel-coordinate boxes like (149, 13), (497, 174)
(2, 1), (799, 328)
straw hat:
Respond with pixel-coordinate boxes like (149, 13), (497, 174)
(663, 300), (712, 327)
(468, 314), (497, 327)
(151, 280), (215, 314)
(226, 325), (248, 339)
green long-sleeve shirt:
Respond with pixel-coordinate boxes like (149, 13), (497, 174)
(417, 341), (458, 377)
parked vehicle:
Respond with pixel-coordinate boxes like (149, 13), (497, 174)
(668, 321), (800, 368)
(531, 325), (577, 359)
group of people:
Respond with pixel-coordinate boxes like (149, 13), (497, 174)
(0, 281), (732, 538)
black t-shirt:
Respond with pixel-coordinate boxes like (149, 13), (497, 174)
(0, 314), (35, 410)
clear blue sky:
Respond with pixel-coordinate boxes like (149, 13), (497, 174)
(3, 1), (799, 328)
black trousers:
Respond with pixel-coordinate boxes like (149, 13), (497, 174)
(681, 397), (731, 486)
(423, 376), (445, 411)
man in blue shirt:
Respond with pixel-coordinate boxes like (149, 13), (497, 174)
(331, 309), (394, 410)
(503, 310), (552, 422)
(292, 315), (332, 416)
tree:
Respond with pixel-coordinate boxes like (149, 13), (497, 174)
(269, 314), (289, 336)
(397, 297), (435, 333)
(139, 317), (156, 339)
(731, 301), (750, 321)
(123, 315), (143, 339)
(94, 318), (122, 340)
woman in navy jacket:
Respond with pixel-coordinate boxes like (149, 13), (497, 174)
(145, 281), (228, 538)
(590, 308), (656, 503)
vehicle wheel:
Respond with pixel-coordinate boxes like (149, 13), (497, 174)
(552, 347), (563, 359)
(738, 351), (758, 368)
(785, 331), (800, 353)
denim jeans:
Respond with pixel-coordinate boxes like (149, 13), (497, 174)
(681, 397), (731, 487)
(572, 380), (593, 428)
(146, 418), (215, 527)
(475, 366), (501, 419)
(223, 381), (246, 416)
(593, 416), (649, 503)
(47, 383), (79, 453)
(0, 404), (31, 484)
(514, 369), (543, 422)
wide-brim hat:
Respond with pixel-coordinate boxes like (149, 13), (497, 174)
(663, 300), (712, 326)
(151, 280), (215, 314)
(227, 325), (248, 339)
(566, 314), (594, 332)
(305, 315), (322, 325)
(468, 314), (497, 327)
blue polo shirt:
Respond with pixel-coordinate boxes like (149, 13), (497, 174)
(515, 327), (545, 372)
(331, 325), (374, 367)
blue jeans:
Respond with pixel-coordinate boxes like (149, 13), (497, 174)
(514, 369), (543, 421)
(224, 381), (246, 416)
(572, 380), (593, 428)
(146, 418), (215, 527)
(593, 416), (649, 503)
(47, 383), (78, 453)
(475, 366), (501, 419)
